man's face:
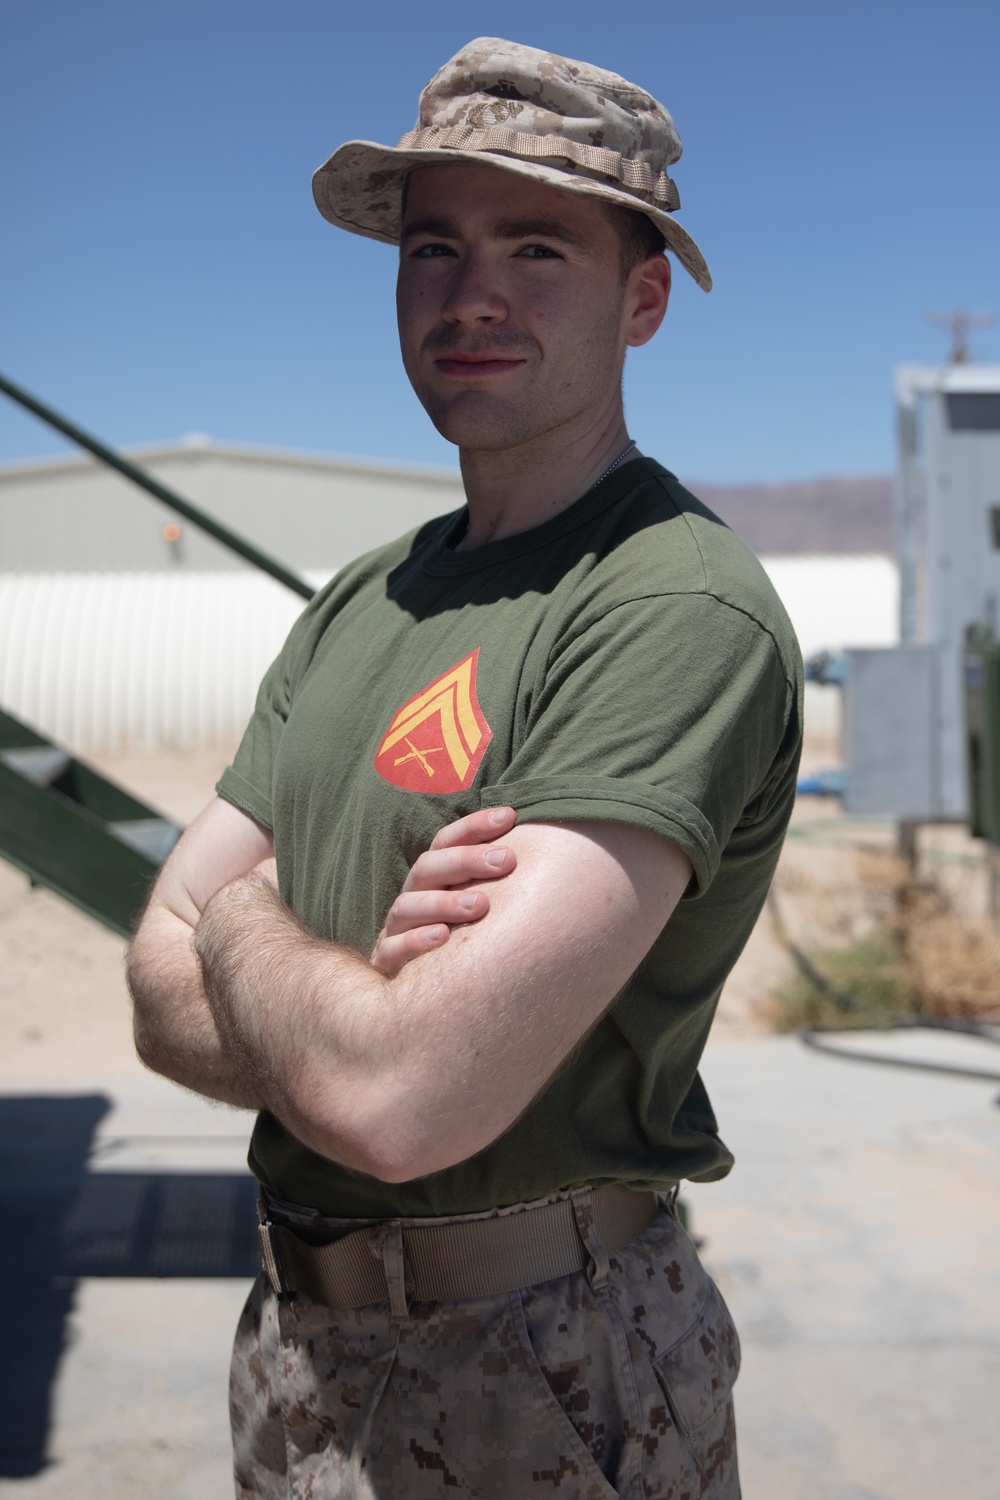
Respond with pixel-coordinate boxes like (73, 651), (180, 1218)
(396, 162), (638, 454)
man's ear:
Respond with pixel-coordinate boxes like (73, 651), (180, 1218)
(625, 254), (671, 349)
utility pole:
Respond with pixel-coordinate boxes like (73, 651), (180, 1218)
(925, 309), (995, 364)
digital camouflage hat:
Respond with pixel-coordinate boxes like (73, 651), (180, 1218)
(312, 37), (712, 292)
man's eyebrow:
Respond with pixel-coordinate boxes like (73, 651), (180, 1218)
(400, 214), (588, 249)
(492, 218), (587, 249)
(400, 215), (459, 242)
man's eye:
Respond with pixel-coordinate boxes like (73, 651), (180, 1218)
(410, 242), (457, 258)
(518, 244), (561, 259)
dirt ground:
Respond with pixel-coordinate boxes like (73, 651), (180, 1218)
(0, 746), (236, 1091)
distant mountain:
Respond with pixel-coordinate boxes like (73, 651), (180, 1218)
(682, 474), (893, 556)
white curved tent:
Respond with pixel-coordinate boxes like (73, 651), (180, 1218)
(0, 573), (308, 749)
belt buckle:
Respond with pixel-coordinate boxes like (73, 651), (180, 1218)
(257, 1203), (290, 1298)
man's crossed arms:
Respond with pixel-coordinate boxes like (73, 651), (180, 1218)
(127, 803), (691, 1183)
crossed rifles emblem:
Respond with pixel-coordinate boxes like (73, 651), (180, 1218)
(373, 650), (493, 795)
(394, 736), (445, 779)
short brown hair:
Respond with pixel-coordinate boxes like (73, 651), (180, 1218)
(603, 203), (667, 282)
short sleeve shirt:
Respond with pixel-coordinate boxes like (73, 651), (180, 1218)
(218, 459), (803, 1216)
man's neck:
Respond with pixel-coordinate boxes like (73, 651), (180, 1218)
(455, 417), (639, 552)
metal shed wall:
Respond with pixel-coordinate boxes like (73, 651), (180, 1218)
(0, 441), (463, 574)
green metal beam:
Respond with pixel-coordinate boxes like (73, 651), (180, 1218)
(0, 760), (162, 937)
(0, 709), (183, 937)
(0, 370), (316, 602)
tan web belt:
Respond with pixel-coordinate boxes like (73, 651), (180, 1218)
(259, 1184), (660, 1311)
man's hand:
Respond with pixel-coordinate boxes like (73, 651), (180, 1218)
(371, 807), (517, 976)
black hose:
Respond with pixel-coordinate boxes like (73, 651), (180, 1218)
(798, 1024), (1000, 1085)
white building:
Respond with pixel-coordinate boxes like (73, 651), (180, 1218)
(0, 436), (463, 576)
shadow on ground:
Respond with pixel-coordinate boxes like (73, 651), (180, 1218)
(0, 1095), (258, 1478)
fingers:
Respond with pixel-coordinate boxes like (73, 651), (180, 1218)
(399, 808), (517, 892)
(382, 888), (489, 937)
(370, 809), (518, 978)
(371, 887), (493, 977)
(371, 924), (450, 978)
(400, 842), (515, 894)
(429, 806), (516, 851)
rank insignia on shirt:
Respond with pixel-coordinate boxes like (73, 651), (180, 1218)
(374, 649), (493, 795)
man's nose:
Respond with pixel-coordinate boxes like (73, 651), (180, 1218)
(440, 253), (506, 327)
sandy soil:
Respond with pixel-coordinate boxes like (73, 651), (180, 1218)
(0, 745), (234, 1091)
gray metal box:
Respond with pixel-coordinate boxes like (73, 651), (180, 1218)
(844, 645), (939, 818)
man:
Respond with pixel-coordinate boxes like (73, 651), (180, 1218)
(128, 37), (801, 1499)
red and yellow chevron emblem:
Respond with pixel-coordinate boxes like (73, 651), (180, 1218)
(374, 649), (492, 795)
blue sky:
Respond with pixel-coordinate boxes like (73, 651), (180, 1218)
(1, 0), (997, 483)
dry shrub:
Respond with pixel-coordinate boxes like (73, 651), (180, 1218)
(770, 929), (910, 1033)
(906, 907), (1000, 1020)
(770, 844), (1000, 1030)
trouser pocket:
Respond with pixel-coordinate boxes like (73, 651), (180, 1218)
(650, 1279), (742, 1499)
(512, 1282), (628, 1498)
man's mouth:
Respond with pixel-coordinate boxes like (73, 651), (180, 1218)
(434, 354), (527, 378)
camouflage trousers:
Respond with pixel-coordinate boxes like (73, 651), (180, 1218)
(230, 1194), (741, 1499)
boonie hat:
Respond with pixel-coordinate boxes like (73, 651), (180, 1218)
(312, 37), (712, 292)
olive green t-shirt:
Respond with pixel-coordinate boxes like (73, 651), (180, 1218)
(218, 458), (803, 1217)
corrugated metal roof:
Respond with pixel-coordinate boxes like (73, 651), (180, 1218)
(0, 437), (463, 488)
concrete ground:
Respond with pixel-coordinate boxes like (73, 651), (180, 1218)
(693, 1033), (1000, 1500)
(1, 745), (998, 1498)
